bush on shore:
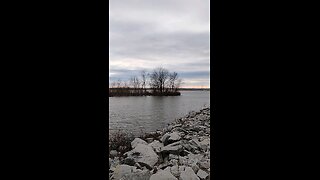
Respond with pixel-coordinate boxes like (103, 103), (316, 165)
(109, 130), (134, 156)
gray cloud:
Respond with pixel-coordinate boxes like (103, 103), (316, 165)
(109, 0), (210, 88)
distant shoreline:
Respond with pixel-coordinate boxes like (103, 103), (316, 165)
(179, 88), (210, 91)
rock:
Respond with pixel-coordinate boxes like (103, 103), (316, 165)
(110, 150), (118, 158)
(120, 169), (151, 180)
(112, 165), (137, 180)
(131, 138), (148, 149)
(197, 169), (209, 180)
(187, 153), (204, 165)
(148, 140), (164, 153)
(178, 156), (188, 166)
(134, 162), (142, 169)
(161, 141), (183, 155)
(157, 161), (170, 170)
(164, 166), (171, 172)
(191, 163), (200, 174)
(199, 138), (210, 151)
(169, 154), (179, 160)
(110, 157), (120, 171)
(146, 138), (154, 143)
(184, 135), (192, 140)
(168, 132), (181, 142)
(125, 143), (159, 168)
(198, 160), (210, 170)
(170, 165), (180, 177)
(179, 166), (186, 172)
(180, 167), (200, 180)
(160, 133), (170, 145)
(190, 138), (201, 148)
(169, 159), (178, 166)
(181, 140), (198, 153)
(150, 170), (178, 180)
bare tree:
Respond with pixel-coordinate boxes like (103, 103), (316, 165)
(140, 70), (147, 93)
(130, 76), (140, 94)
(149, 67), (170, 93)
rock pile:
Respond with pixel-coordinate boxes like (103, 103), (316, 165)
(109, 107), (211, 180)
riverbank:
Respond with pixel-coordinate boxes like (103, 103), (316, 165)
(109, 106), (211, 180)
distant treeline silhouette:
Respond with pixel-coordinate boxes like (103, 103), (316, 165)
(109, 67), (182, 97)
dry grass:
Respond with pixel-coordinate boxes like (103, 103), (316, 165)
(109, 130), (134, 156)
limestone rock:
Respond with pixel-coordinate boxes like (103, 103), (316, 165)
(125, 143), (158, 168)
(197, 169), (209, 180)
(180, 167), (200, 180)
(150, 170), (178, 180)
(112, 165), (137, 180)
(120, 169), (151, 180)
(161, 141), (183, 155)
(131, 138), (147, 149)
(148, 140), (164, 153)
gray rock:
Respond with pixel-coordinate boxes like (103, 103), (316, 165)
(187, 153), (204, 165)
(191, 163), (200, 174)
(161, 141), (183, 155)
(179, 166), (186, 172)
(160, 133), (170, 145)
(110, 157), (120, 171)
(146, 138), (154, 143)
(197, 169), (209, 180)
(178, 156), (188, 166)
(169, 154), (179, 160)
(170, 165), (180, 177)
(180, 167), (200, 180)
(199, 138), (210, 151)
(110, 150), (118, 158)
(120, 169), (151, 180)
(112, 165), (137, 180)
(148, 140), (164, 153)
(169, 159), (178, 166)
(131, 138), (148, 149)
(198, 160), (210, 170)
(168, 132), (181, 142)
(190, 138), (201, 148)
(125, 143), (159, 168)
(150, 170), (178, 180)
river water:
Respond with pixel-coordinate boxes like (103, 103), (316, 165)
(109, 91), (210, 135)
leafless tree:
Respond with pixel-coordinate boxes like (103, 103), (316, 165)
(140, 70), (147, 93)
(149, 67), (169, 93)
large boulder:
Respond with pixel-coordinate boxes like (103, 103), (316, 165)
(180, 167), (200, 180)
(149, 170), (178, 180)
(131, 138), (148, 149)
(112, 165), (137, 180)
(125, 143), (159, 168)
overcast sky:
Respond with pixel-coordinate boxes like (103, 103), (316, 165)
(109, 0), (210, 88)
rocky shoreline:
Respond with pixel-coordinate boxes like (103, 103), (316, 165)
(109, 106), (211, 180)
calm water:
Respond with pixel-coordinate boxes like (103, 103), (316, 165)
(109, 91), (210, 135)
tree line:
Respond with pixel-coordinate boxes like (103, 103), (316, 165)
(109, 67), (182, 96)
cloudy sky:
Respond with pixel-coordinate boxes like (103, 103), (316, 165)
(109, 0), (210, 88)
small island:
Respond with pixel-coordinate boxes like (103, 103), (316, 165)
(109, 67), (182, 97)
